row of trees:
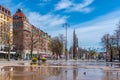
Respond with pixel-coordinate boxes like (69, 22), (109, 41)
(70, 29), (97, 60)
(48, 30), (97, 60)
(0, 23), (13, 61)
(69, 47), (97, 60)
(1, 22), (49, 61)
(101, 21), (120, 62)
(2, 22), (98, 61)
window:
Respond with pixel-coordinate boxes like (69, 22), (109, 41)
(26, 34), (29, 37)
(4, 16), (6, 19)
(19, 22), (23, 26)
(5, 10), (7, 14)
(8, 11), (10, 15)
(14, 16), (18, 19)
(2, 8), (4, 12)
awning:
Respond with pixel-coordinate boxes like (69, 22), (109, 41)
(0, 51), (16, 54)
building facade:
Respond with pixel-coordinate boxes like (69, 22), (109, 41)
(0, 5), (13, 58)
(13, 9), (50, 59)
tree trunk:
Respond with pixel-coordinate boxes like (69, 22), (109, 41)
(65, 48), (68, 61)
(8, 51), (10, 61)
(110, 48), (113, 62)
(30, 44), (33, 59)
(119, 49), (120, 62)
(30, 49), (33, 59)
(8, 45), (11, 61)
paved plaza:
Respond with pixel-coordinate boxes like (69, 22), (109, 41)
(0, 60), (120, 80)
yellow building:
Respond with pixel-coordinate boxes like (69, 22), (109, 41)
(0, 5), (13, 51)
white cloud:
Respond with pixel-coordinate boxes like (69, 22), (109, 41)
(28, 12), (68, 30)
(55, 0), (73, 10)
(55, 0), (94, 13)
(47, 10), (120, 49)
(69, 0), (94, 13)
(73, 10), (120, 49)
(80, 0), (94, 8)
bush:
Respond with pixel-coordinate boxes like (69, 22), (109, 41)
(32, 58), (38, 62)
(73, 57), (77, 60)
(41, 58), (47, 62)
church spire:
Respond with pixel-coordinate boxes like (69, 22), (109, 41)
(73, 28), (78, 59)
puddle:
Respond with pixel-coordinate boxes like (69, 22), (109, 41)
(0, 66), (120, 80)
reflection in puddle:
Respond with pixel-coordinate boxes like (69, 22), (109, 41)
(0, 66), (120, 80)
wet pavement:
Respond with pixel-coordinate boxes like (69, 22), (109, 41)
(0, 60), (120, 80)
(0, 66), (120, 80)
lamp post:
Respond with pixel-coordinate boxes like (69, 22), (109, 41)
(77, 47), (78, 59)
(63, 23), (69, 61)
(76, 47), (79, 65)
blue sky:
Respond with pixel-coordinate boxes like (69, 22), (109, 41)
(1, 0), (120, 51)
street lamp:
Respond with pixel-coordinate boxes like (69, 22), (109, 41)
(63, 23), (70, 61)
(77, 47), (78, 59)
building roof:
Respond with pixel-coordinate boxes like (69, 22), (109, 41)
(13, 8), (27, 21)
(0, 5), (11, 16)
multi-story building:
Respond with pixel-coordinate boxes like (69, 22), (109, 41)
(0, 5), (13, 57)
(13, 9), (50, 59)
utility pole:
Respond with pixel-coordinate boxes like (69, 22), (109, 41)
(63, 23), (69, 61)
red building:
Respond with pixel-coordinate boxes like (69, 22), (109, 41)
(13, 9), (51, 59)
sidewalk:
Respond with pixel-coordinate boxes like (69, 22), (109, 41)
(0, 59), (120, 69)
(0, 59), (31, 67)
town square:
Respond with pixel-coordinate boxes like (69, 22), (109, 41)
(0, 0), (120, 80)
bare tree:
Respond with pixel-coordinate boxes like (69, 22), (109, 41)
(101, 34), (111, 61)
(4, 23), (13, 61)
(101, 34), (116, 62)
(48, 35), (64, 60)
(30, 26), (39, 59)
(88, 48), (97, 59)
(115, 22), (120, 62)
(109, 36), (116, 62)
(101, 21), (120, 62)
